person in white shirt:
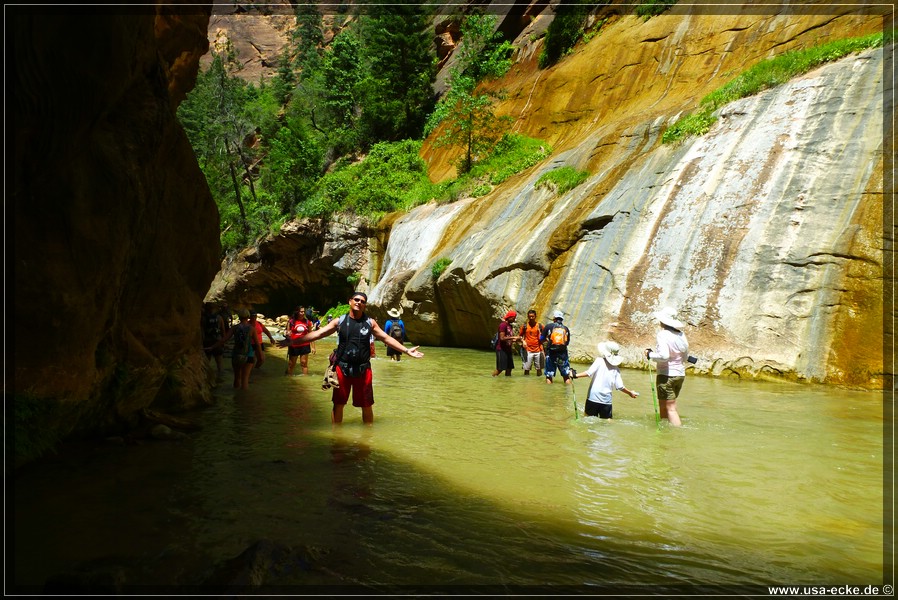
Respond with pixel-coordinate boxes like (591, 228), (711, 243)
(644, 307), (689, 427)
(573, 341), (639, 419)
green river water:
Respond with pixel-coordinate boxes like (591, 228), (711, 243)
(12, 341), (889, 593)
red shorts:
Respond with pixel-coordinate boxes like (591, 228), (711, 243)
(331, 365), (374, 407)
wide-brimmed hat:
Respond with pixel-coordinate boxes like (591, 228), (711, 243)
(553, 310), (564, 320)
(504, 310), (517, 320)
(387, 308), (401, 318)
(597, 341), (623, 366)
(654, 307), (684, 329)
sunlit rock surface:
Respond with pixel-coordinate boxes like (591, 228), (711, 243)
(213, 8), (886, 388)
(390, 49), (885, 387)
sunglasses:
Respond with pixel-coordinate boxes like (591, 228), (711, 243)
(351, 297), (367, 304)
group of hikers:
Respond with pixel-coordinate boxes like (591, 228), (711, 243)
(202, 291), (689, 427)
(492, 307), (689, 426)
(201, 302), (279, 389)
(201, 293), (415, 424)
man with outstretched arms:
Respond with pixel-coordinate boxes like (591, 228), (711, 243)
(297, 292), (424, 424)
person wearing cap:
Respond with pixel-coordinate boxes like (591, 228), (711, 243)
(540, 310), (573, 384)
(383, 308), (407, 362)
(492, 310), (522, 377)
(296, 291), (424, 424)
(573, 341), (639, 419)
(644, 307), (689, 427)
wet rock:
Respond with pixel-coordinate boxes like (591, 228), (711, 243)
(43, 564), (127, 594)
(149, 424), (189, 441)
(200, 539), (317, 589)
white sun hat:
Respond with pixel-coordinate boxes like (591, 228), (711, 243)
(597, 341), (623, 366)
(654, 306), (684, 329)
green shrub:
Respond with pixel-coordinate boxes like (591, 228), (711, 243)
(472, 183), (492, 197)
(538, 0), (593, 68)
(535, 166), (590, 195)
(320, 303), (350, 321)
(635, 0), (677, 20)
(431, 257), (452, 279)
(299, 135), (552, 216)
(347, 272), (362, 285)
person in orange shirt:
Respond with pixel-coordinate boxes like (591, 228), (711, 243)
(519, 309), (545, 376)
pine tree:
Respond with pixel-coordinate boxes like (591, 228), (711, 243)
(357, 4), (437, 144)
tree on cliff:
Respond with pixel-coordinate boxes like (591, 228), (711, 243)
(425, 13), (513, 174)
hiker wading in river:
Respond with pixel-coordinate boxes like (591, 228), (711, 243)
(297, 292), (424, 424)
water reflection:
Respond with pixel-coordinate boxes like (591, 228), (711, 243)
(11, 344), (885, 590)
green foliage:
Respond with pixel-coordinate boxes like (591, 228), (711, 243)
(427, 134), (552, 203)
(454, 12), (514, 82)
(663, 32), (883, 144)
(661, 112), (717, 144)
(475, 133), (553, 186)
(538, 0), (594, 69)
(432, 84), (514, 175)
(12, 394), (64, 465)
(176, 10), (556, 255)
(179, 51), (273, 254)
(635, 0), (677, 20)
(535, 166), (590, 195)
(356, 5), (438, 144)
(245, 82), (287, 143)
(298, 134), (552, 218)
(322, 302), (351, 320)
(431, 257), (452, 279)
(347, 272), (362, 285)
(271, 47), (296, 106)
(423, 13), (517, 175)
(472, 183), (492, 197)
(293, 4), (324, 79)
(260, 117), (324, 214)
(319, 30), (364, 155)
(300, 140), (430, 218)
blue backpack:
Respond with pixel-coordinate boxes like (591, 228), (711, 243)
(232, 323), (252, 362)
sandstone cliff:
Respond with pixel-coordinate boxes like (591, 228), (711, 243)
(11, 3), (219, 459)
(211, 5), (888, 388)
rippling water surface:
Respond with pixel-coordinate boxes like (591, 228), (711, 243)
(13, 342), (886, 591)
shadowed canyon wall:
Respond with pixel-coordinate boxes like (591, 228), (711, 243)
(211, 5), (890, 389)
(11, 4), (218, 456)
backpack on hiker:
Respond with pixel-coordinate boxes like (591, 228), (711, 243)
(387, 319), (404, 342)
(232, 323), (253, 364)
(547, 324), (569, 351)
(203, 313), (222, 344)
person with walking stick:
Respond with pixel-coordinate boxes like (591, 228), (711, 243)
(645, 307), (689, 427)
